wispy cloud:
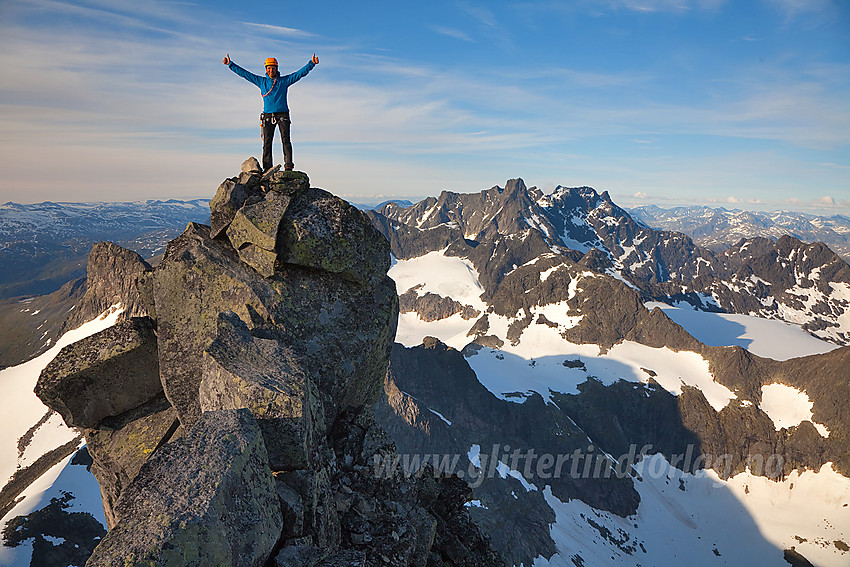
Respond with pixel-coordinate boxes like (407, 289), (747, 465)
(766, 0), (837, 24)
(458, 3), (499, 27)
(725, 196), (763, 204)
(241, 22), (317, 38)
(819, 162), (850, 170)
(785, 196), (850, 214)
(562, 0), (728, 14)
(430, 25), (475, 42)
(617, 0), (691, 13)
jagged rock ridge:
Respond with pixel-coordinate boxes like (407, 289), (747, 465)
(367, 178), (850, 566)
(368, 179), (850, 346)
(32, 160), (502, 567)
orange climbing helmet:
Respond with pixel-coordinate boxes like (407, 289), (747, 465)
(264, 57), (278, 67)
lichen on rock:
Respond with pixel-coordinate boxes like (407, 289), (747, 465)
(86, 409), (282, 567)
(200, 311), (325, 471)
(35, 316), (161, 429)
(34, 162), (499, 567)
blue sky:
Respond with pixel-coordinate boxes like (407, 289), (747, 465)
(0, 0), (848, 214)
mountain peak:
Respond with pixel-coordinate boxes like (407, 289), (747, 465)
(503, 177), (527, 195)
(25, 163), (500, 566)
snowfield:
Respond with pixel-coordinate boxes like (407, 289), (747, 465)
(645, 301), (839, 360)
(760, 383), (830, 437)
(387, 250), (850, 567)
(533, 456), (850, 567)
(0, 305), (122, 566)
(0, 304), (124, 486)
(389, 250), (487, 312)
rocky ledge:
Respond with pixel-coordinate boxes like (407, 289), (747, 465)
(35, 158), (502, 567)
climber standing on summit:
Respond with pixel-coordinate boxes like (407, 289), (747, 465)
(223, 53), (319, 172)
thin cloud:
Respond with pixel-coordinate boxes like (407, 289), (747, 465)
(729, 197), (764, 204)
(242, 22), (317, 38)
(766, 0), (836, 24)
(619, 0), (690, 12)
(579, 0), (728, 14)
(783, 196), (850, 215)
(459, 3), (499, 28)
(430, 25), (475, 42)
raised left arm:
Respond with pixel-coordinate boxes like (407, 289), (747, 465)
(284, 56), (318, 86)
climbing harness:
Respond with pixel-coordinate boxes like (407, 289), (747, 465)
(260, 112), (290, 140)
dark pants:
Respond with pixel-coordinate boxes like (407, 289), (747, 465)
(261, 112), (292, 171)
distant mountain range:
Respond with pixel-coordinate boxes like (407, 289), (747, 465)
(629, 204), (850, 262)
(0, 200), (210, 299)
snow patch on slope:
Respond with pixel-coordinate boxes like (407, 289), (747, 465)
(463, 316), (735, 411)
(0, 448), (107, 566)
(760, 384), (830, 437)
(646, 301), (838, 360)
(389, 250), (486, 311)
(0, 304), (123, 565)
(0, 303), (124, 487)
(390, 259), (735, 411)
(534, 455), (850, 567)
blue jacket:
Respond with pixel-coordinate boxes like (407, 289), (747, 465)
(228, 60), (316, 113)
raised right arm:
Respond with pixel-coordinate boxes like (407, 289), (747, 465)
(224, 57), (264, 88)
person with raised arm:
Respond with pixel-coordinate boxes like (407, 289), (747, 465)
(224, 53), (319, 172)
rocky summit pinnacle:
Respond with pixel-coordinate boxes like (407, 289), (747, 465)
(34, 160), (501, 567)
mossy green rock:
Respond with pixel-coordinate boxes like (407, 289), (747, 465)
(85, 396), (180, 528)
(267, 170), (309, 195)
(86, 409), (282, 567)
(35, 316), (161, 429)
(266, 266), (399, 418)
(236, 243), (278, 277)
(199, 311), (325, 471)
(153, 223), (280, 428)
(153, 219), (398, 430)
(278, 187), (391, 285)
(226, 190), (292, 252)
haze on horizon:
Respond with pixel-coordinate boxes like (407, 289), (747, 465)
(0, 0), (848, 216)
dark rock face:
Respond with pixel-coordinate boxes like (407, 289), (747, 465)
(1, 490), (106, 567)
(32, 164), (498, 567)
(86, 409), (282, 567)
(199, 311), (321, 471)
(375, 339), (639, 566)
(71, 241), (153, 324)
(0, 277), (85, 368)
(35, 317), (161, 429)
(399, 285), (480, 322)
(0, 238), (158, 369)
